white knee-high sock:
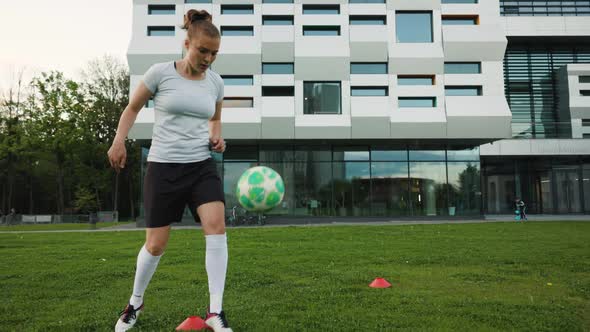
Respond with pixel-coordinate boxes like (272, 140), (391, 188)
(206, 234), (228, 314)
(129, 245), (162, 307)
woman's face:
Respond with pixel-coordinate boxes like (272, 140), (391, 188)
(184, 33), (220, 74)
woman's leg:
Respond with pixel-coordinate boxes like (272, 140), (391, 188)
(129, 225), (171, 307)
(198, 201), (227, 314)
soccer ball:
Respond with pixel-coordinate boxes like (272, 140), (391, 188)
(236, 166), (285, 212)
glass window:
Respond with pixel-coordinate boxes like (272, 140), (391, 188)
(442, 0), (478, 3)
(145, 98), (154, 108)
(185, 0), (211, 3)
(263, 0), (293, 3)
(303, 26), (341, 36)
(304, 82), (342, 114)
(579, 76), (590, 83)
(262, 86), (295, 97)
(584, 166), (590, 213)
(221, 5), (254, 14)
(259, 146), (294, 162)
(262, 63), (294, 74)
(447, 147), (479, 161)
(371, 149), (408, 161)
(148, 5), (175, 15)
(221, 26), (254, 36)
(303, 5), (340, 14)
(555, 168), (582, 213)
(224, 145), (258, 161)
(398, 97), (436, 108)
(294, 146), (331, 162)
(349, 15), (386, 25)
(223, 162), (258, 209)
(409, 150), (445, 161)
(371, 162), (409, 216)
(349, 0), (385, 3)
(222, 76), (254, 86)
(580, 90), (590, 96)
(294, 162), (333, 216)
(333, 162), (371, 216)
(350, 63), (387, 74)
(447, 162), (481, 215)
(395, 12), (433, 43)
(147, 26), (175, 36)
(482, 158), (516, 214)
(444, 62), (481, 74)
(398, 76), (434, 85)
(442, 16), (478, 25)
(445, 86), (483, 96)
(333, 146), (370, 161)
(262, 15), (294, 25)
(409, 162), (448, 216)
(351, 86), (388, 96)
(223, 98), (253, 108)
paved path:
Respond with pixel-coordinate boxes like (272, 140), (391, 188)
(0, 215), (588, 234)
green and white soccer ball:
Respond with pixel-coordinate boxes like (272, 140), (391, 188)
(236, 166), (285, 212)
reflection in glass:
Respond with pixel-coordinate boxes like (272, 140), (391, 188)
(262, 162), (294, 215)
(395, 12), (433, 43)
(555, 168), (582, 213)
(447, 162), (481, 215)
(371, 162), (409, 216)
(294, 162), (333, 216)
(584, 167), (590, 213)
(304, 82), (341, 114)
(409, 162), (447, 216)
(333, 162), (371, 216)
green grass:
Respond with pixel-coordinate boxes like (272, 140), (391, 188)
(0, 221), (133, 232)
(1, 221), (589, 331)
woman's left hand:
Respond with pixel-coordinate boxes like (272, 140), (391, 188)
(210, 137), (226, 153)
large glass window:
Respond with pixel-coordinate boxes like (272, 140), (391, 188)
(333, 162), (371, 216)
(500, 0), (590, 16)
(303, 82), (342, 114)
(351, 63), (387, 74)
(444, 62), (481, 74)
(448, 162), (481, 215)
(555, 168), (582, 213)
(294, 162), (333, 216)
(395, 12), (433, 43)
(371, 162), (409, 216)
(580, 76), (590, 83)
(262, 63), (294, 74)
(584, 166), (590, 213)
(224, 162), (258, 210)
(333, 146), (370, 161)
(409, 162), (448, 216)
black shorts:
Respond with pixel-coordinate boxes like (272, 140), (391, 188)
(143, 158), (225, 228)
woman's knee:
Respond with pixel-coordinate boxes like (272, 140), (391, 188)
(145, 240), (167, 256)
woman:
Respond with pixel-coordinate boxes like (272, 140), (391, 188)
(108, 9), (232, 332)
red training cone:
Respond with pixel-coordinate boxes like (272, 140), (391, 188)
(369, 277), (392, 288)
(176, 316), (209, 331)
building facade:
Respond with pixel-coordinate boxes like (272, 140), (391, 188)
(128, 0), (590, 218)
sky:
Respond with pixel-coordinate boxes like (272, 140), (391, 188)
(0, 0), (132, 91)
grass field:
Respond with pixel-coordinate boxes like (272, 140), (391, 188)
(0, 221), (133, 232)
(1, 221), (589, 331)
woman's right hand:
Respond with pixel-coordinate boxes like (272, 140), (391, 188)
(107, 139), (127, 172)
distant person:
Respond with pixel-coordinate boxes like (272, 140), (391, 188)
(108, 9), (231, 332)
(515, 198), (527, 221)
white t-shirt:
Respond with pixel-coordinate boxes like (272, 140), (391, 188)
(142, 61), (224, 163)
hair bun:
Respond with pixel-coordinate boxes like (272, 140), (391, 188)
(183, 9), (212, 29)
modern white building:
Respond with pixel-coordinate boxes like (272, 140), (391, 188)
(128, 0), (590, 218)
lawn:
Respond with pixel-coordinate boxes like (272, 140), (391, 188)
(0, 221), (133, 232)
(0, 221), (589, 331)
